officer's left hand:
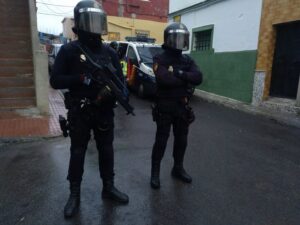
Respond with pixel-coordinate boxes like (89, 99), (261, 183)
(173, 69), (187, 81)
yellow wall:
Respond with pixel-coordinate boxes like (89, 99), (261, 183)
(256, 0), (300, 99)
(102, 16), (167, 44)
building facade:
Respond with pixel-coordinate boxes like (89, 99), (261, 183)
(253, 0), (300, 107)
(100, 0), (169, 43)
(104, 16), (166, 43)
(100, 0), (169, 23)
(62, 17), (76, 41)
(169, 0), (263, 103)
(169, 0), (300, 109)
(63, 0), (169, 44)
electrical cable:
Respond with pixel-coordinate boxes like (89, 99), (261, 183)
(37, 0), (73, 14)
(36, 1), (74, 7)
(37, 12), (72, 17)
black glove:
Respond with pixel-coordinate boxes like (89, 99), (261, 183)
(80, 73), (93, 86)
(173, 69), (187, 81)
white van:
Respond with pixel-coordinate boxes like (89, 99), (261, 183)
(124, 42), (163, 97)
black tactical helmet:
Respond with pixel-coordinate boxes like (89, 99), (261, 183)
(73, 0), (107, 35)
(164, 22), (190, 51)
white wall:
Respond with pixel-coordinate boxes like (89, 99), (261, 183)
(169, 0), (206, 14)
(171, 0), (263, 53)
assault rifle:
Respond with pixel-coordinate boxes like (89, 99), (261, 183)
(77, 44), (135, 116)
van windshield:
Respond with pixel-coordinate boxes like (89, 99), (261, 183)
(137, 46), (163, 65)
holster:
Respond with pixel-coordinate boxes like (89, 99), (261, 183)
(59, 115), (69, 137)
(184, 105), (195, 124)
(64, 92), (75, 110)
(153, 98), (195, 124)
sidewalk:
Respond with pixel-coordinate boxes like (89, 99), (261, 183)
(0, 88), (66, 141)
(194, 89), (300, 129)
(1, 88), (299, 142)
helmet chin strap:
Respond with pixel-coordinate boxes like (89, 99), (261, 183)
(162, 44), (182, 55)
(77, 30), (102, 49)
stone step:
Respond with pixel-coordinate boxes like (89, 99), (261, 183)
(0, 51), (33, 61)
(0, 4), (29, 14)
(0, 13), (30, 24)
(0, 41), (31, 52)
(0, 38), (31, 44)
(0, 58), (33, 67)
(0, 43), (32, 52)
(0, 87), (35, 98)
(0, 19), (30, 26)
(261, 97), (300, 114)
(0, 77), (34, 88)
(0, 31), (31, 40)
(0, 98), (36, 109)
(0, 66), (33, 77)
(1, 1), (29, 7)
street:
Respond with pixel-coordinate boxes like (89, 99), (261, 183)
(0, 95), (300, 225)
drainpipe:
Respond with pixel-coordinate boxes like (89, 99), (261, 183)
(118, 0), (124, 17)
(28, 0), (49, 115)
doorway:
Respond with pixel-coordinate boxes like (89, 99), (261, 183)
(270, 21), (300, 99)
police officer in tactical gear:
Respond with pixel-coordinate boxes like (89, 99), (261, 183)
(50, 0), (129, 218)
(109, 41), (118, 51)
(150, 22), (203, 189)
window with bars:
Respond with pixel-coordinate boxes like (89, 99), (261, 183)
(192, 25), (213, 51)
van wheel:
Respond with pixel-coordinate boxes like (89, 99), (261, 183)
(138, 84), (145, 98)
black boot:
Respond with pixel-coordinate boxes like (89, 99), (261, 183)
(150, 161), (161, 189)
(64, 182), (80, 218)
(171, 163), (192, 183)
(102, 180), (129, 204)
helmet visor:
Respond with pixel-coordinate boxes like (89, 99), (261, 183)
(78, 8), (108, 35)
(166, 30), (189, 51)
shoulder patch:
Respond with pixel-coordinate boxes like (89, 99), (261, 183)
(80, 54), (86, 62)
(153, 63), (159, 72)
(168, 65), (173, 72)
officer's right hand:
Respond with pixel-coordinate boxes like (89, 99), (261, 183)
(80, 73), (93, 86)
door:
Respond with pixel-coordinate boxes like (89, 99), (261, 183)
(126, 46), (138, 86)
(270, 21), (300, 99)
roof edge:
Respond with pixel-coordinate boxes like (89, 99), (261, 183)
(168, 0), (227, 17)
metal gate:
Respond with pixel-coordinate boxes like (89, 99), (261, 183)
(270, 21), (300, 99)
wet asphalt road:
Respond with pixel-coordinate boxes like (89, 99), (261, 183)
(1, 95), (300, 225)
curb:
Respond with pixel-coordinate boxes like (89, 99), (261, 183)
(194, 89), (300, 129)
(0, 134), (63, 148)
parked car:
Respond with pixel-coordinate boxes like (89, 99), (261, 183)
(123, 42), (163, 97)
(48, 43), (63, 74)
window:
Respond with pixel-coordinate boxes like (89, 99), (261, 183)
(192, 25), (214, 51)
(108, 32), (120, 41)
(137, 46), (163, 65)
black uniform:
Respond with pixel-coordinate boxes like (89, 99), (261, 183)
(50, 40), (124, 183)
(54, 1), (129, 219)
(150, 46), (202, 188)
